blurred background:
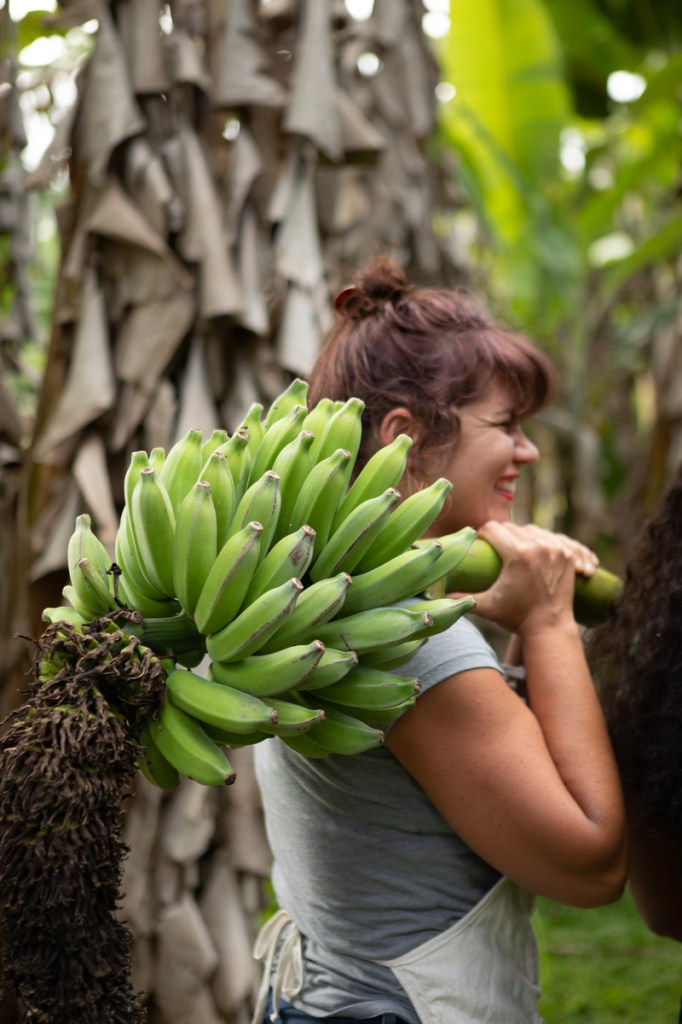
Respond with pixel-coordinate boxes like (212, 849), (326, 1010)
(1, 1), (681, 1021)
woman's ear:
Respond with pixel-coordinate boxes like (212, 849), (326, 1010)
(378, 407), (418, 448)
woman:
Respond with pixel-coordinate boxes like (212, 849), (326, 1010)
(252, 258), (626, 1023)
(589, 463), (682, 943)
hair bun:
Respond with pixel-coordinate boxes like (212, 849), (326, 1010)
(333, 257), (410, 318)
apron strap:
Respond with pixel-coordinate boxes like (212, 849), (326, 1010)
(251, 908), (304, 1024)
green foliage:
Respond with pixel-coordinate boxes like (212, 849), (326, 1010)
(536, 891), (682, 1022)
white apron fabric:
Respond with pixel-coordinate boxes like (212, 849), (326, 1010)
(251, 878), (541, 1024)
(377, 877), (542, 1024)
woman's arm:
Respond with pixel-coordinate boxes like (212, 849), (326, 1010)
(387, 521), (627, 908)
(627, 825), (682, 941)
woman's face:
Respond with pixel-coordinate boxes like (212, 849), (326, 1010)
(423, 380), (540, 536)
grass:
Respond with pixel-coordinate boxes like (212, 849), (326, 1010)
(535, 888), (682, 1022)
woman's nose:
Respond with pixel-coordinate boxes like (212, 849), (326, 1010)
(513, 428), (540, 464)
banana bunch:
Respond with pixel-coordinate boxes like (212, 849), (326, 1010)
(56, 377), (481, 788)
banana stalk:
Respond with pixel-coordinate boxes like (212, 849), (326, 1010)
(426, 537), (623, 628)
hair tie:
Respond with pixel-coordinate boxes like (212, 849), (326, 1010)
(333, 285), (360, 315)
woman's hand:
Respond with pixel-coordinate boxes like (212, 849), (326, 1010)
(455, 521), (598, 635)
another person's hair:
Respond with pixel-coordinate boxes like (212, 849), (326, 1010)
(589, 463), (682, 843)
(309, 256), (556, 474)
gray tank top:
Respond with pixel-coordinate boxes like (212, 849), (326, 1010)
(254, 616), (506, 1021)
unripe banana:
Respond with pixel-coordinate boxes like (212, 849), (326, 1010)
(271, 430), (316, 543)
(201, 428), (229, 467)
(115, 506), (169, 603)
(205, 577), (303, 663)
(248, 404), (308, 483)
(308, 665), (420, 711)
(227, 470), (281, 554)
(400, 596), (477, 636)
(288, 448), (353, 550)
(263, 377), (309, 429)
(243, 525), (316, 605)
(359, 639), (426, 670)
(355, 478), (453, 571)
(149, 698), (237, 786)
(308, 488), (401, 582)
(137, 726), (180, 790)
(300, 397), (335, 441)
(201, 722), (271, 748)
(70, 557), (119, 617)
(67, 512), (112, 585)
(332, 433), (413, 531)
(340, 541), (445, 616)
(62, 583), (99, 621)
(216, 429), (252, 504)
(129, 466), (176, 597)
(159, 428), (204, 513)
(299, 647), (359, 690)
(309, 396), (364, 474)
(238, 402), (265, 461)
(280, 732), (330, 758)
(199, 451), (236, 549)
(299, 699), (384, 755)
(42, 604), (86, 627)
(149, 446), (166, 473)
(259, 573), (352, 652)
(172, 480), (218, 617)
(166, 668), (279, 734)
(259, 697), (326, 736)
(124, 450), (151, 511)
(311, 606), (433, 655)
(117, 573), (181, 620)
(209, 640), (325, 697)
(323, 694), (418, 728)
(193, 521), (264, 635)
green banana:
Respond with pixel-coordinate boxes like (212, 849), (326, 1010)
(271, 430), (316, 543)
(307, 665), (421, 711)
(340, 541), (445, 616)
(248, 403), (308, 483)
(137, 726), (180, 790)
(308, 487), (402, 582)
(413, 527), (478, 595)
(309, 396), (364, 473)
(259, 572), (352, 652)
(149, 698), (237, 786)
(205, 577), (303, 663)
(288, 448), (353, 550)
(243, 525), (316, 605)
(69, 557), (119, 618)
(159, 428), (204, 513)
(166, 667), (279, 734)
(42, 604), (86, 627)
(355, 478), (453, 571)
(201, 428), (229, 466)
(400, 596), (477, 636)
(260, 697), (326, 736)
(62, 583), (99, 621)
(115, 506), (170, 603)
(359, 639), (426, 670)
(299, 647), (359, 689)
(263, 377), (309, 429)
(226, 469), (281, 554)
(149, 446), (166, 473)
(117, 573), (181, 620)
(129, 466), (177, 597)
(332, 433), (413, 531)
(124, 450), (151, 511)
(323, 694), (418, 728)
(193, 521), (264, 635)
(209, 640), (326, 697)
(172, 480), (218, 617)
(311, 606), (433, 654)
(238, 402), (265, 461)
(299, 699), (384, 755)
(300, 396), (336, 441)
(67, 513), (113, 579)
(201, 722), (271, 748)
(216, 429), (252, 504)
(199, 450), (236, 549)
(280, 732), (330, 758)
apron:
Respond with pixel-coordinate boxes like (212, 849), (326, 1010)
(251, 878), (542, 1024)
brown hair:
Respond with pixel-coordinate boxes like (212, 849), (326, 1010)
(310, 257), (556, 475)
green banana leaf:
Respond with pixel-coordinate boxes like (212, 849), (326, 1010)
(439, 0), (571, 244)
